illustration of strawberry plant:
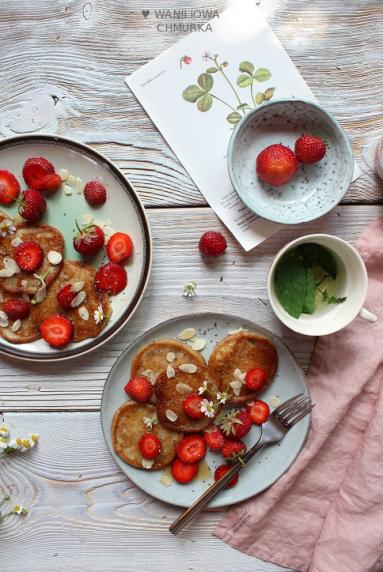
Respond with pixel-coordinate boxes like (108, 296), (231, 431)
(182, 53), (275, 126)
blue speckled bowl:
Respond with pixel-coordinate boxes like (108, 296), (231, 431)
(227, 99), (354, 224)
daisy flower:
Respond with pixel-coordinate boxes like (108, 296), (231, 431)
(216, 391), (230, 405)
(198, 380), (209, 395)
(93, 305), (104, 324)
(0, 219), (16, 238)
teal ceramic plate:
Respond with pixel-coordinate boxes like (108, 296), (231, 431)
(0, 135), (151, 361)
(228, 99), (354, 224)
(101, 313), (310, 508)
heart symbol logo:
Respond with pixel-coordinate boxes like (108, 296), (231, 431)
(142, 9), (150, 18)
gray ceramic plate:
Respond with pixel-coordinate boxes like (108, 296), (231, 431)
(228, 98), (354, 224)
(101, 312), (310, 508)
(0, 135), (152, 361)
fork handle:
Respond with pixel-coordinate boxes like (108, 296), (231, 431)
(169, 440), (266, 535)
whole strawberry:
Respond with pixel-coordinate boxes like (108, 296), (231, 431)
(18, 189), (46, 222)
(73, 221), (105, 257)
(3, 298), (31, 320)
(256, 144), (298, 186)
(124, 376), (152, 403)
(83, 180), (107, 206)
(199, 231), (227, 257)
(295, 134), (326, 164)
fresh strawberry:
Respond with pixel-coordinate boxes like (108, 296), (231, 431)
(231, 410), (252, 439)
(204, 427), (225, 451)
(73, 222), (105, 257)
(182, 394), (204, 420)
(94, 262), (127, 295)
(13, 241), (44, 272)
(217, 408), (251, 438)
(214, 464), (239, 488)
(171, 458), (198, 484)
(3, 298), (31, 320)
(139, 433), (161, 459)
(106, 232), (134, 264)
(83, 180), (107, 206)
(245, 367), (267, 391)
(18, 189), (46, 222)
(176, 434), (206, 464)
(39, 315), (73, 348)
(22, 157), (55, 189)
(124, 376), (152, 403)
(56, 284), (77, 310)
(37, 172), (62, 194)
(246, 400), (270, 425)
(199, 231), (227, 257)
(0, 170), (20, 204)
(295, 134), (326, 164)
(222, 439), (247, 461)
(256, 144), (298, 186)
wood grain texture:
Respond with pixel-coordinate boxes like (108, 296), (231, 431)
(0, 412), (289, 572)
(0, 0), (382, 206)
(0, 204), (381, 412)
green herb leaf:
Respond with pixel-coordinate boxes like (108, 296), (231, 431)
(302, 268), (316, 314)
(253, 68), (272, 81)
(197, 73), (213, 92)
(275, 253), (307, 319)
(296, 243), (338, 279)
(206, 67), (218, 73)
(237, 74), (253, 88)
(226, 111), (242, 124)
(196, 93), (212, 112)
(239, 61), (254, 74)
(182, 85), (205, 103)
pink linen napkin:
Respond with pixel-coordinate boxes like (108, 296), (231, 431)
(215, 217), (383, 572)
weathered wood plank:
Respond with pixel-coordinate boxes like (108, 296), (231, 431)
(0, 204), (381, 412)
(0, 0), (382, 206)
(0, 412), (290, 572)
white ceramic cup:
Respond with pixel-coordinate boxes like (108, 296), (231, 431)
(267, 234), (373, 336)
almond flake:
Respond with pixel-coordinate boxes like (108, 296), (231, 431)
(178, 327), (196, 340)
(191, 338), (206, 351)
(176, 382), (193, 395)
(11, 319), (21, 332)
(166, 365), (175, 379)
(142, 369), (157, 385)
(0, 311), (9, 328)
(81, 214), (94, 226)
(165, 409), (178, 422)
(11, 237), (22, 248)
(78, 306), (89, 321)
(47, 250), (62, 265)
(66, 174), (75, 186)
(58, 168), (68, 181)
(75, 177), (83, 193)
(0, 257), (20, 278)
(63, 184), (72, 195)
(159, 473), (173, 487)
(141, 458), (154, 469)
(230, 380), (243, 390)
(71, 281), (85, 293)
(179, 363), (198, 374)
(166, 352), (175, 363)
(70, 290), (87, 308)
(35, 285), (47, 303)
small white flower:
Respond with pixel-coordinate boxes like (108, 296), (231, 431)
(0, 219), (16, 238)
(198, 380), (209, 395)
(93, 305), (104, 324)
(183, 281), (197, 298)
(11, 504), (28, 515)
(142, 413), (158, 430)
(200, 399), (215, 418)
(216, 391), (229, 405)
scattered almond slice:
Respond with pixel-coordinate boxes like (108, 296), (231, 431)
(81, 214), (94, 226)
(66, 174), (75, 186)
(35, 285), (47, 303)
(75, 177), (83, 193)
(71, 281), (85, 293)
(58, 168), (68, 181)
(159, 472), (173, 487)
(165, 409), (178, 422)
(230, 380), (243, 396)
(71, 290), (87, 308)
(179, 363), (198, 374)
(166, 352), (175, 363)
(78, 306), (89, 321)
(63, 184), (72, 196)
(178, 327), (196, 341)
(47, 250), (63, 265)
(11, 237), (23, 248)
(0, 257), (20, 278)
(176, 382), (193, 395)
(191, 338), (206, 351)
(141, 458), (154, 469)
(0, 311), (9, 328)
(11, 319), (21, 333)
(142, 369), (157, 385)
(166, 365), (175, 379)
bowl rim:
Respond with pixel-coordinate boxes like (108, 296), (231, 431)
(227, 97), (354, 225)
(266, 233), (368, 336)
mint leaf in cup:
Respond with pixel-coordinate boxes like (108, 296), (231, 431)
(275, 253), (307, 319)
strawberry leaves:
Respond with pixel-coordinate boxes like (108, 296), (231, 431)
(183, 73), (214, 112)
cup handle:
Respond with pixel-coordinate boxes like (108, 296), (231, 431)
(359, 307), (378, 323)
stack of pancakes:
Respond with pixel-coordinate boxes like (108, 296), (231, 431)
(112, 331), (278, 471)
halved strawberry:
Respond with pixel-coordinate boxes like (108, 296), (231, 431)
(176, 434), (206, 464)
(40, 315), (73, 348)
(94, 262), (127, 295)
(139, 433), (161, 459)
(56, 284), (77, 310)
(22, 157), (54, 189)
(0, 170), (20, 204)
(214, 464), (239, 488)
(3, 298), (31, 320)
(171, 458), (198, 484)
(245, 367), (267, 391)
(182, 394), (204, 420)
(124, 376), (152, 403)
(13, 241), (44, 273)
(246, 400), (270, 425)
(37, 173), (62, 194)
(106, 232), (134, 264)
(222, 439), (247, 461)
(204, 427), (225, 451)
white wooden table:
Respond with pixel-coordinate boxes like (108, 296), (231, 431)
(1, 1), (382, 570)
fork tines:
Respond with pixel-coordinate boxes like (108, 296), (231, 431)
(274, 393), (313, 428)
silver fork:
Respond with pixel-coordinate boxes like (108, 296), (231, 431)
(169, 393), (312, 535)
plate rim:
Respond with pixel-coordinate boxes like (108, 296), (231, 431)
(0, 133), (152, 362)
(101, 311), (311, 508)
